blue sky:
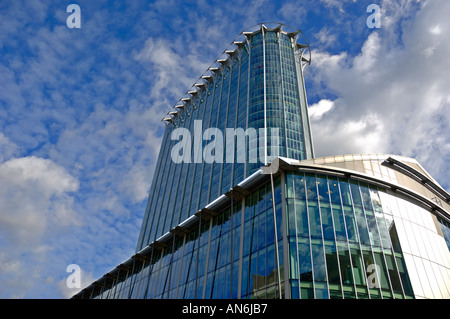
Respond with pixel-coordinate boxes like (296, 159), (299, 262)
(0, 0), (448, 298)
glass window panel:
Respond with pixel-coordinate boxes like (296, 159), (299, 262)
(311, 239), (327, 283)
(298, 238), (313, 282)
(328, 176), (341, 205)
(248, 251), (259, 298)
(241, 255), (249, 298)
(257, 213), (266, 250)
(286, 172), (294, 198)
(332, 205), (347, 241)
(294, 173), (306, 200)
(365, 210), (381, 248)
(295, 199), (309, 236)
(349, 182), (363, 207)
(337, 243), (353, 286)
(287, 198), (296, 236)
(300, 285), (314, 299)
(308, 205), (322, 239)
(343, 206), (358, 243)
(393, 217), (411, 254)
(350, 247), (366, 288)
(384, 252), (403, 296)
(361, 250), (378, 293)
(395, 256), (414, 297)
(389, 222), (403, 254)
(359, 184), (373, 212)
(376, 212), (392, 250)
(403, 253), (423, 297)
(354, 206), (371, 246)
(289, 240), (299, 279)
(314, 282), (329, 299)
(373, 251), (392, 292)
(316, 175), (329, 202)
(325, 242), (341, 286)
(339, 180), (358, 242)
(305, 173), (318, 201)
(291, 281), (300, 299)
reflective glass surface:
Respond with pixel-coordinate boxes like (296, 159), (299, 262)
(78, 170), (450, 299)
(136, 28), (314, 251)
(285, 172), (417, 299)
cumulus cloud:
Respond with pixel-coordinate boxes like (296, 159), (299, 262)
(0, 155), (80, 298)
(308, 99), (335, 120)
(308, 0), (450, 189)
(0, 156), (80, 244)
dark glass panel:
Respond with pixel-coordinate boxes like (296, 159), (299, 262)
(298, 238), (313, 282)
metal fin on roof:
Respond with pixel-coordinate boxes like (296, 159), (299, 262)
(161, 23), (310, 124)
(163, 116), (174, 123)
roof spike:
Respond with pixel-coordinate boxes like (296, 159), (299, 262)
(288, 30), (300, 38)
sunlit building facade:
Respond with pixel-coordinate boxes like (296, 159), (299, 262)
(72, 24), (450, 299)
(135, 23), (314, 251)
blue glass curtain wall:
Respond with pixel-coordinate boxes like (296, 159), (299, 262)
(76, 169), (450, 300)
(136, 27), (314, 251)
(92, 177), (284, 299)
(285, 172), (414, 299)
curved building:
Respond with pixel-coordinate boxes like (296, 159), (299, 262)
(136, 23), (314, 252)
(72, 24), (450, 299)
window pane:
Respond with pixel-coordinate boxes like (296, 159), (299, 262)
(298, 238), (313, 282)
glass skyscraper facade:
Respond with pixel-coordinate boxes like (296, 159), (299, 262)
(72, 24), (450, 300)
(136, 23), (314, 251)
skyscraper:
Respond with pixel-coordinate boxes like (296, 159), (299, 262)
(136, 23), (314, 252)
(73, 23), (450, 300)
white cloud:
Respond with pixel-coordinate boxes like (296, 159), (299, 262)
(278, 2), (307, 22)
(314, 27), (338, 49)
(135, 37), (210, 109)
(0, 133), (19, 162)
(0, 156), (80, 245)
(309, 99), (335, 120)
(309, 0), (450, 189)
(0, 155), (80, 298)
